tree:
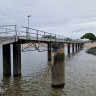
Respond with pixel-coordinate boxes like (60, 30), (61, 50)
(81, 33), (96, 40)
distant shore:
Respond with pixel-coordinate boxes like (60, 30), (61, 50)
(84, 42), (96, 47)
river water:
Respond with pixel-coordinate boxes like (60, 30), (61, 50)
(0, 46), (96, 96)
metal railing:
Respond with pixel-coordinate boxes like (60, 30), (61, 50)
(19, 27), (67, 42)
(0, 25), (84, 44)
(0, 25), (18, 41)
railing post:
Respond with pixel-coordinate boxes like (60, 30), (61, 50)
(50, 33), (52, 41)
(15, 25), (18, 41)
(61, 36), (63, 42)
(55, 35), (56, 42)
(62, 36), (63, 42)
(59, 36), (60, 42)
(37, 30), (38, 41)
(44, 32), (45, 41)
(26, 27), (29, 39)
(75, 43), (77, 52)
(19, 31), (20, 36)
(6, 28), (7, 36)
(64, 37), (65, 42)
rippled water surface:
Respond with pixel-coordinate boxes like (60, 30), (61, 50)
(0, 46), (96, 96)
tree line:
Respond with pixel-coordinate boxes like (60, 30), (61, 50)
(81, 33), (96, 40)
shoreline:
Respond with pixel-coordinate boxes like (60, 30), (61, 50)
(86, 47), (96, 55)
(84, 42), (96, 55)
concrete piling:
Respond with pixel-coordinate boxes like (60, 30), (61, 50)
(72, 44), (74, 53)
(3, 44), (11, 75)
(51, 43), (65, 88)
(68, 43), (70, 54)
(78, 43), (80, 50)
(75, 43), (77, 52)
(48, 43), (51, 61)
(13, 42), (21, 76)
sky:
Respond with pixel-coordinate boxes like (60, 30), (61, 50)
(0, 0), (96, 39)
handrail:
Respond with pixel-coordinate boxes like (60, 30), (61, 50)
(0, 25), (18, 41)
(20, 26), (66, 42)
(0, 25), (84, 43)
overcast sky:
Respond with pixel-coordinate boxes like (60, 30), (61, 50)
(0, 0), (96, 39)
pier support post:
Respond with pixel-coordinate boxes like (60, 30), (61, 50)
(78, 43), (80, 50)
(48, 43), (51, 61)
(81, 44), (83, 48)
(68, 43), (70, 54)
(51, 43), (65, 88)
(3, 44), (11, 75)
(13, 42), (21, 76)
(80, 43), (83, 49)
(75, 43), (77, 52)
(72, 43), (74, 52)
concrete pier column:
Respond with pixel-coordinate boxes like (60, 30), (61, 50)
(48, 43), (51, 61)
(13, 42), (21, 76)
(81, 43), (84, 48)
(3, 44), (11, 75)
(72, 43), (74, 52)
(51, 43), (65, 88)
(68, 43), (70, 54)
(79, 44), (81, 49)
(80, 43), (83, 49)
(78, 43), (79, 50)
(75, 43), (77, 52)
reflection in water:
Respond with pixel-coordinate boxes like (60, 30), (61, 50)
(67, 54), (71, 58)
(67, 52), (77, 58)
(0, 47), (96, 96)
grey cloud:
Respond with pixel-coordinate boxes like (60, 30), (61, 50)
(0, 0), (96, 38)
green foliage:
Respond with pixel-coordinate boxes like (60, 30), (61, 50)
(81, 33), (96, 40)
(54, 52), (64, 63)
(66, 37), (72, 41)
(43, 35), (56, 39)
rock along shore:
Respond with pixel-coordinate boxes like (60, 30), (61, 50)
(86, 47), (96, 55)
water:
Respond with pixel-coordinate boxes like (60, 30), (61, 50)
(0, 46), (96, 96)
